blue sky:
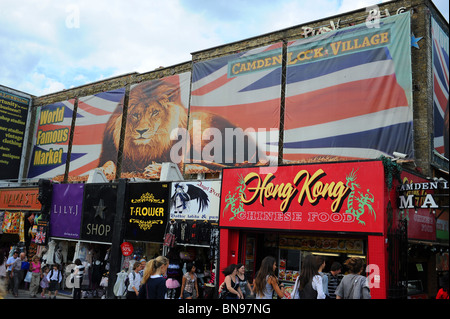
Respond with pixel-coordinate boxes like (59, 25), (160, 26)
(1, 0), (448, 97)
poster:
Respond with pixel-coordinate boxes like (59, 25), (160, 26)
(124, 182), (170, 242)
(431, 17), (449, 159)
(80, 183), (117, 243)
(220, 160), (385, 234)
(99, 73), (191, 179)
(27, 100), (75, 179)
(0, 89), (30, 180)
(50, 184), (84, 239)
(169, 180), (221, 221)
(187, 43), (282, 173)
(69, 88), (125, 181)
(283, 13), (413, 163)
(399, 171), (437, 241)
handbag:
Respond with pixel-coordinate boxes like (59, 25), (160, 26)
(24, 271), (32, 283)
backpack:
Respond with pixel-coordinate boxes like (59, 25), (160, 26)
(124, 272), (136, 288)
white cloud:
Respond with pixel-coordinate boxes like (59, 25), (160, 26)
(0, 0), (448, 96)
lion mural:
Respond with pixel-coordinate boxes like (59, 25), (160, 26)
(99, 79), (267, 178)
(99, 80), (187, 175)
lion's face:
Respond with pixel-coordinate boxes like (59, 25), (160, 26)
(127, 98), (167, 147)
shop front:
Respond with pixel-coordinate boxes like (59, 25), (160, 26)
(0, 187), (42, 268)
(219, 160), (392, 299)
(166, 180), (221, 299)
(117, 182), (170, 297)
(398, 170), (448, 298)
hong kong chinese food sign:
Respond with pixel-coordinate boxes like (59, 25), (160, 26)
(220, 161), (385, 234)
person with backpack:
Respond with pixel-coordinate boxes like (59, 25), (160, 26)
(126, 261), (143, 299)
(46, 263), (63, 299)
(335, 257), (371, 299)
(326, 262), (343, 299)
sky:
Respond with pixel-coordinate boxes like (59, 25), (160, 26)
(1, 0), (448, 97)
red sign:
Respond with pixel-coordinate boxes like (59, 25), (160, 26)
(120, 242), (133, 256)
(0, 188), (41, 211)
(220, 161), (385, 234)
(399, 171), (436, 241)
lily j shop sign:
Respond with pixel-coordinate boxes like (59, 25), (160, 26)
(220, 161), (385, 234)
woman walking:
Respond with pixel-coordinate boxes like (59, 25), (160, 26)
(292, 254), (325, 299)
(139, 256), (169, 299)
(254, 256), (285, 299)
(28, 255), (41, 298)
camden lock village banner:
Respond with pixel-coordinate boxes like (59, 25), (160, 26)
(125, 183), (170, 242)
(81, 183), (117, 243)
(220, 160), (386, 234)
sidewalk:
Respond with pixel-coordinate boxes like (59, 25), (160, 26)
(3, 288), (72, 299)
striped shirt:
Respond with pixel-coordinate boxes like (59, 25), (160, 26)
(327, 273), (343, 299)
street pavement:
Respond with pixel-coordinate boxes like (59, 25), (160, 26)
(2, 288), (72, 299)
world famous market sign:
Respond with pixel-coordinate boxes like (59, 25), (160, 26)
(220, 161), (385, 233)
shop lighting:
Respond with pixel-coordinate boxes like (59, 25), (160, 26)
(347, 254), (367, 259)
(312, 252), (340, 257)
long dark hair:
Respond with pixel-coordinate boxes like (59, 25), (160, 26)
(222, 264), (237, 276)
(254, 256), (276, 297)
(299, 255), (319, 291)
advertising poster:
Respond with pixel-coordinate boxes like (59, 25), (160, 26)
(0, 89), (30, 180)
(124, 182), (170, 242)
(27, 100), (75, 179)
(80, 183), (117, 243)
(398, 171), (437, 241)
(50, 184), (84, 239)
(99, 73), (191, 179)
(220, 160), (385, 234)
(69, 88), (125, 181)
(0, 188), (41, 211)
(283, 13), (413, 163)
(187, 43), (282, 173)
(169, 180), (220, 221)
(431, 17), (449, 159)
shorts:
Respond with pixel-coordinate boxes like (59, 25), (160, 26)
(183, 290), (194, 299)
(49, 280), (60, 292)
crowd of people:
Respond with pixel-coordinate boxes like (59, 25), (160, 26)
(2, 250), (449, 299)
(220, 255), (369, 300)
(1, 250), (64, 298)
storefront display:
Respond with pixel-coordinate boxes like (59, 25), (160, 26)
(219, 160), (387, 298)
(164, 180), (222, 299)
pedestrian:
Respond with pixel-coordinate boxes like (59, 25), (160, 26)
(10, 252), (26, 297)
(139, 256), (169, 299)
(47, 263), (63, 299)
(28, 255), (41, 298)
(40, 266), (49, 298)
(316, 256), (328, 298)
(436, 272), (449, 299)
(236, 263), (254, 298)
(126, 260), (143, 299)
(326, 262), (343, 299)
(254, 256), (285, 299)
(72, 259), (85, 299)
(220, 264), (243, 299)
(292, 254), (325, 299)
(180, 262), (199, 299)
(139, 258), (146, 277)
(5, 251), (19, 294)
(0, 252), (7, 288)
(335, 257), (371, 299)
